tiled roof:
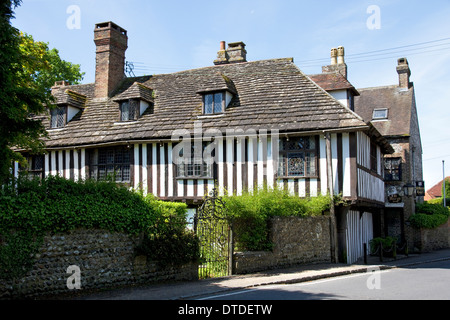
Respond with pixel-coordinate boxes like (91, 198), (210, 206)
(425, 177), (450, 199)
(53, 89), (87, 109)
(354, 85), (414, 137)
(308, 72), (359, 96)
(112, 81), (154, 103)
(43, 58), (372, 149)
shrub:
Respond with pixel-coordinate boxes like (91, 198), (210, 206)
(223, 186), (332, 251)
(369, 236), (397, 254)
(409, 201), (450, 229)
(136, 194), (199, 267)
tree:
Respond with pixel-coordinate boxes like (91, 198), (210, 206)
(442, 178), (450, 201)
(0, 0), (84, 184)
(18, 32), (85, 96)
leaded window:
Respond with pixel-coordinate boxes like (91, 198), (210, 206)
(175, 142), (213, 178)
(278, 136), (317, 177)
(21, 155), (44, 180)
(120, 99), (139, 121)
(385, 158), (402, 181)
(204, 92), (224, 115)
(50, 106), (66, 128)
(89, 147), (131, 183)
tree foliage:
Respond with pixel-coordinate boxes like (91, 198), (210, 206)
(0, 1), (84, 184)
(442, 179), (450, 200)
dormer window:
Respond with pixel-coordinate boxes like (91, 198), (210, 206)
(197, 73), (236, 116)
(50, 89), (86, 129)
(50, 106), (67, 128)
(204, 92), (224, 115)
(118, 98), (152, 122)
(120, 99), (139, 121)
(113, 82), (154, 122)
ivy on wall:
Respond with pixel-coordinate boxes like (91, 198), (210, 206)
(0, 175), (198, 280)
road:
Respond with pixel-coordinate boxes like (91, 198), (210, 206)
(198, 259), (450, 300)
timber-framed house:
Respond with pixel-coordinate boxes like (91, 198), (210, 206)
(17, 22), (394, 264)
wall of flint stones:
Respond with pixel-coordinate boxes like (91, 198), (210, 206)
(233, 216), (331, 274)
(0, 229), (198, 299)
(414, 218), (450, 252)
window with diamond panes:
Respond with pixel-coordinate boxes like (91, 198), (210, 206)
(278, 136), (317, 177)
(176, 142), (213, 178)
(120, 99), (139, 121)
(204, 92), (224, 115)
(90, 147), (131, 183)
(50, 106), (66, 128)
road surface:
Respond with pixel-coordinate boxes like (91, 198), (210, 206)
(198, 259), (450, 300)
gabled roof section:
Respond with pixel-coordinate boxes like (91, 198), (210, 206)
(196, 72), (237, 95)
(354, 85), (414, 137)
(53, 89), (87, 109)
(308, 72), (360, 96)
(42, 58), (373, 149)
(113, 81), (154, 103)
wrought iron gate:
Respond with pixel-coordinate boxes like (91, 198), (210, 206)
(195, 188), (233, 279)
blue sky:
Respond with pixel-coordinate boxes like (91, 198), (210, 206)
(12, 0), (450, 189)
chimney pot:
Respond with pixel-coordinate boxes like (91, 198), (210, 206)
(322, 46), (348, 79)
(337, 46), (345, 64)
(214, 41), (229, 65)
(331, 48), (338, 65)
(51, 80), (69, 95)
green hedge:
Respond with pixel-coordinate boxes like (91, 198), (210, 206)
(1, 176), (155, 235)
(223, 187), (332, 251)
(0, 176), (198, 280)
(409, 201), (450, 229)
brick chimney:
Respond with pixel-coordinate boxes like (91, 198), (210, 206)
(214, 41), (247, 65)
(322, 46), (348, 79)
(214, 41), (228, 65)
(94, 22), (128, 98)
(397, 58), (411, 89)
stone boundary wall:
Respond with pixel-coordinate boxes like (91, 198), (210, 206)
(414, 218), (450, 252)
(233, 216), (331, 274)
(0, 229), (198, 299)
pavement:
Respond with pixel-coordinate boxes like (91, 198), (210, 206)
(67, 248), (450, 300)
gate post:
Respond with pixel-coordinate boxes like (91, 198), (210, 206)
(228, 223), (234, 276)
